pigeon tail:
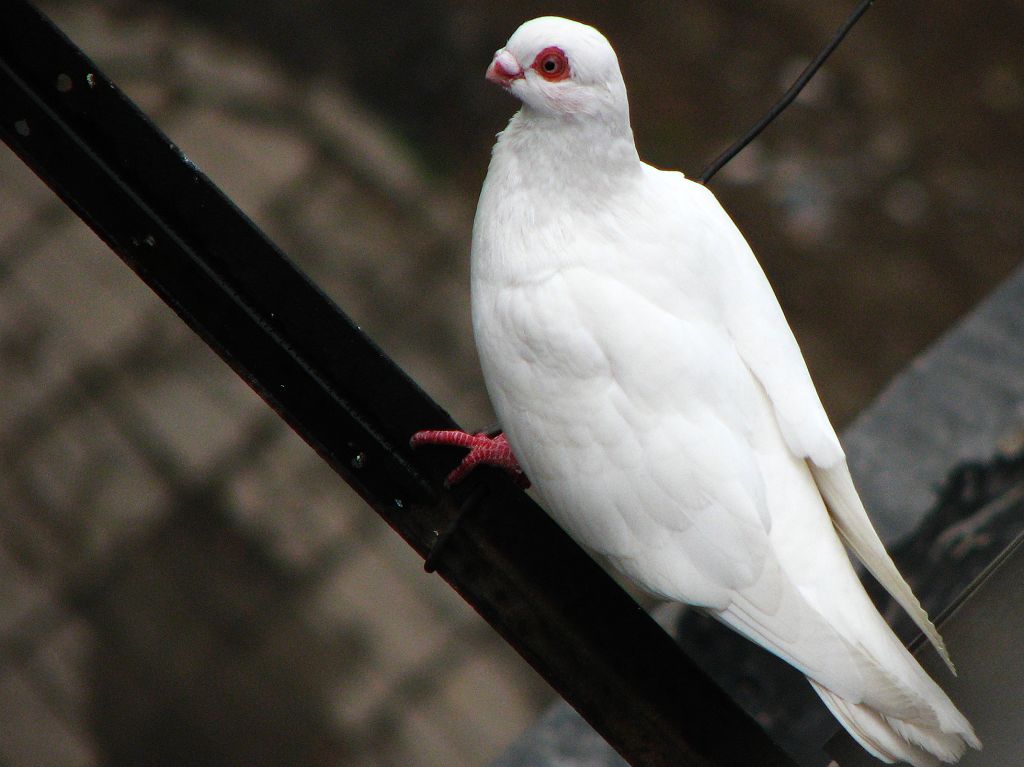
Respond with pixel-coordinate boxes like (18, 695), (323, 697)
(810, 679), (979, 766)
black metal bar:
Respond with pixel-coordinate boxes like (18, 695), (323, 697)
(0, 4), (796, 766)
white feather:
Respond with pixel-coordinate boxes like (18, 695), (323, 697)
(471, 16), (979, 763)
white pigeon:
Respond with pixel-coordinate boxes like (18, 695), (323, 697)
(413, 16), (979, 766)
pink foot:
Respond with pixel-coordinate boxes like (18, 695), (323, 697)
(410, 430), (530, 488)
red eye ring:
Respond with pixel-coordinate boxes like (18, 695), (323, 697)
(531, 46), (570, 82)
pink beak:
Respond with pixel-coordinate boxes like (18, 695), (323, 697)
(486, 49), (524, 87)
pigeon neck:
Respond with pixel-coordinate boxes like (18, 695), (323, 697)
(500, 107), (641, 191)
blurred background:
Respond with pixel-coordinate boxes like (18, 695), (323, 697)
(0, 0), (1021, 765)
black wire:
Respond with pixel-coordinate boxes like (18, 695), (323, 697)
(698, 0), (875, 185)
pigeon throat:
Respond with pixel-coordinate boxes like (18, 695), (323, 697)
(500, 106), (641, 195)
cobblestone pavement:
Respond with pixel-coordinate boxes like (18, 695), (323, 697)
(0, 2), (553, 765)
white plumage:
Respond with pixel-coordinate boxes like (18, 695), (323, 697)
(470, 17), (979, 765)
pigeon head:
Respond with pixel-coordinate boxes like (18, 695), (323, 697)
(486, 17), (629, 123)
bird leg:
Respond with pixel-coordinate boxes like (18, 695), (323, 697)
(410, 429), (530, 488)
(411, 429), (529, 573)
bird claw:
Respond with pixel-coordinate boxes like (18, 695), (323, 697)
(410, 429), (530, 488)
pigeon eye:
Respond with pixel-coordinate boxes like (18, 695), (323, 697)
(532, 47), (570, 82)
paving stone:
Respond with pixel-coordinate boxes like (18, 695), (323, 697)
(304, 84), (431, 207)
(123, 345), (267, 479)
(43, 1), (171, 65)
(227, 426), (365, 572)
(0, 147), (63, 249)
(172, 31), (291, 105)
(160, 106), (312, 220)
(447, 648), (548, 750)
(309, 542), (451, 686)
(0, 542), (54, 638)
(0, 667), (97, 767)
(12, 397), (169, 578)
(328, 663), (394, 733)
(0, 470), (66, 584)
(24, 617), (96, 725)
(0, 288), (192, 445)
(280, 172), (423, 308)
(393, 705), (470, 767)
(392, 648), (540, 767)
(0, 280), (78, 436)
(308, 532), (505, 744)
(107, 75), (174, 117)
(10, 218), (161, 359)
(94, 532), (222, 690)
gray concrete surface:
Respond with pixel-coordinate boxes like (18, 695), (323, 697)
(0, 2), (550, 765)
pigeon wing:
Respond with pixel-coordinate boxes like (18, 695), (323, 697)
(683, 180), (956, 673)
